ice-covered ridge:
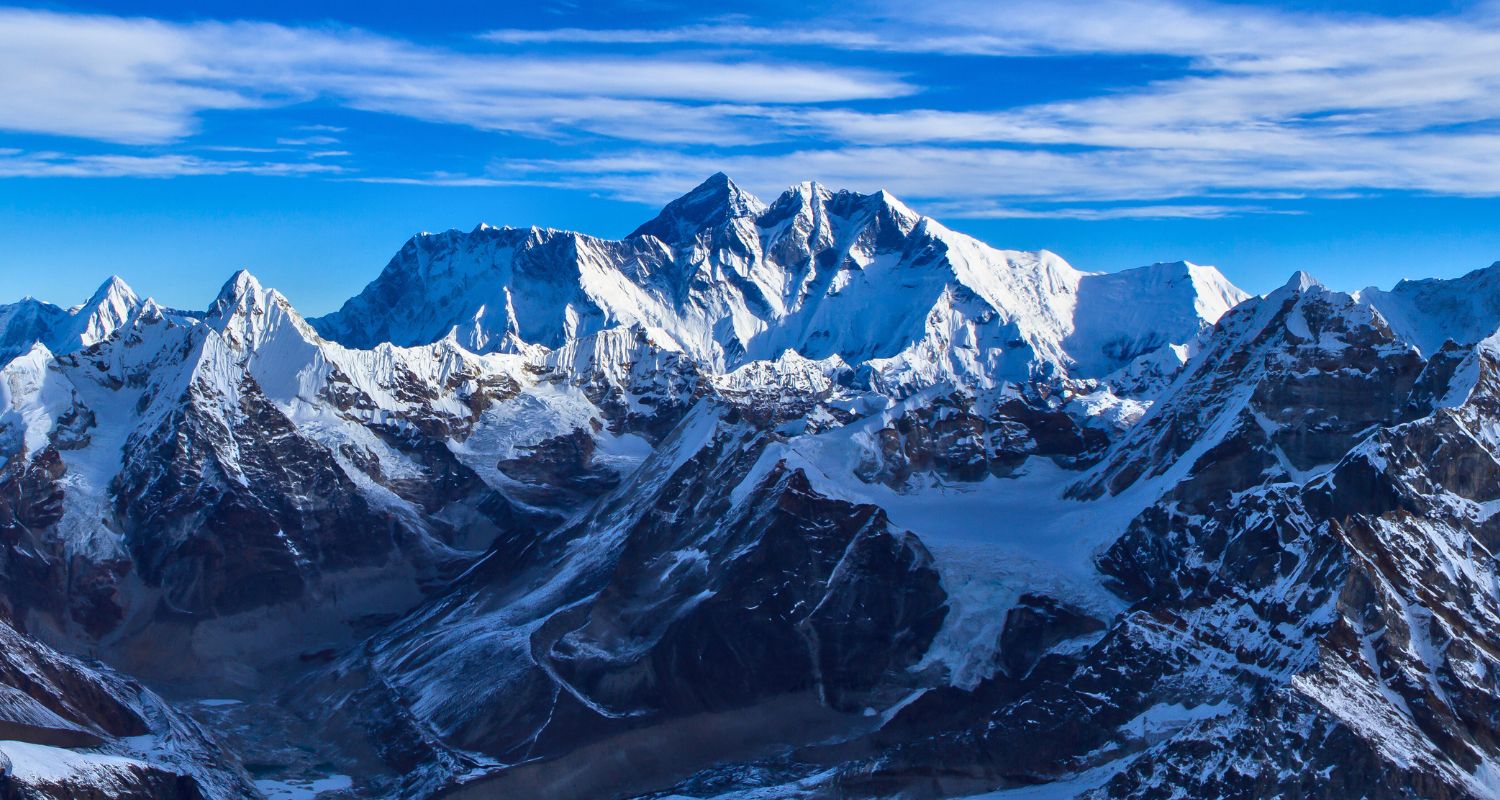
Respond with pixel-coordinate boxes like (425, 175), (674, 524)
(627, 171), (767, 244)
(0, 276), (145, 366)
(311, 175), (1250, 394)
(1067, 261), (1249, 377)
(1356, 261), (1500, 356)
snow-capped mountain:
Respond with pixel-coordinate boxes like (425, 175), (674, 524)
(0, 275), (145, 364)
(312, 174), (1246, 393)
(2, 176), (1500, 799)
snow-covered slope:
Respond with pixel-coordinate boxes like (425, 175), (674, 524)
(1067, 260), (1247, 377)
(0, 276), (146, 366)
(1357, 261), (1500, 355)
(0, 612), (256, 799)
(0, 299), (68, 366)
(313, 175), (1245, 394)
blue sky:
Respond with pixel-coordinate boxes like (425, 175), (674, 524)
(3, 0), (1500, 314)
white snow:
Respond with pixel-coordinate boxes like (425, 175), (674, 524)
(958, 755), (1140, 799)
(312, 179), (1245, 394)
(1358, 263), (1500, 356)
(1120, 701), (1234, 739)
(756, 411), (1151, 687)
(254, 773), (354, 799)
(1067, 261), (1247, 378)
(0, 740), (149, 784)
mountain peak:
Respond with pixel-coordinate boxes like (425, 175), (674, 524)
(1283, 270), (1322, 293)
(627, 173), (767, 243)
(778, 180), (834, 208)
(86, 275), (138, 307)
(60, 274), (144, 351)
(207, 270), (281, 330)
(203, 269), (319, 357)
(214, 270), (264, 307)
(871, 188), (913, 211)
(867, 188), (921, 230)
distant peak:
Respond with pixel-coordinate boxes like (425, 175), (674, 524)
(627, 173), (767, 243)
(73, 275), (141, 319)
(1283, 270), (1321, 292)
(788, 180), (832, 201)
(208, 270), (270, 319)
(870, 189), (919, 221)
(90, 274), (136, 300)
(202, 269), (317, 349)
(1140, 260), (1204, 279)
(219, 269), (264, 300)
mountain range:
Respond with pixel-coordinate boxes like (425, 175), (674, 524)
(1, 174), (1498, 799)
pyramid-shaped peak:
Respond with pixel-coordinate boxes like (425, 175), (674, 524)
(1283, 270), (1322, 293)
(87, 275), (139, 306)
(207, 270), (278, 325)
(871, 188), (916, 214)
(628, 173), (767, 243)
(203, 269), (320, 353)
(863, 188), (922, 229)
(215, 270), (265, 305)
(62, 274), (144, 349)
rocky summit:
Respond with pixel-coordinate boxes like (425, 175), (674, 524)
(1, 174), (1498, 799)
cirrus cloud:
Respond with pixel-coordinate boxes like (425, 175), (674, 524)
(0, 7), (910, 146)
(5, 1), (1500, 220)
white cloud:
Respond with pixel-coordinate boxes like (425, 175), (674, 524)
(473, 0), (1500, 210)
(0, 10), (257, 143)
(276, 135), (340, 146)
(0, 150), (343, 178)
(475, 132), (1500, 211)
(6, 1), (1500, 217)
(480, 23), (910, 50)
(0, 8), (910, 146)
(918, 202), (1304, 221)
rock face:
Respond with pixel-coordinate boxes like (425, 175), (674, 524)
(6, 175), (1500, 799)
(294, 412), (950, 798)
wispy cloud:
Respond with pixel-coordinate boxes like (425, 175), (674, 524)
(474, 0), (1500, 212)
(275, 135), (340, 146)
(919, 202), (1305, 221)
(0, 10), (257, 144)
(467, 132), (1500, 212)
(0, 7), (909, 147)
(5, 1), (1500, 217)
(480, 23), (914, 50)
(0, 149), (343, 178)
